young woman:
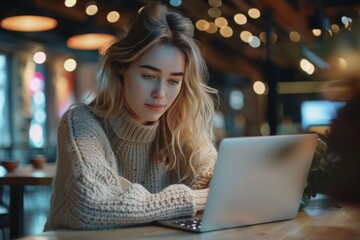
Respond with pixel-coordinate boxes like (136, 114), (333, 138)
(45, 2), (218, 230)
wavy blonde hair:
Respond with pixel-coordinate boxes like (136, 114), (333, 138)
(88, 2), (218, 183)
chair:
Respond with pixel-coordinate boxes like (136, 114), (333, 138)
(0, 205), (9, 240)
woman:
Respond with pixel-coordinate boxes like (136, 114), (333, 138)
(45, 2), (218, 230)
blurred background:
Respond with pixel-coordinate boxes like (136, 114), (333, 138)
(0, 0), (359, 159)
(0, 0), (360, 236)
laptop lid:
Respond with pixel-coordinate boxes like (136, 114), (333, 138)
(200, 134), (317, 232)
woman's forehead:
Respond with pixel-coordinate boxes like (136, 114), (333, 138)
(134, 44), (186, 73)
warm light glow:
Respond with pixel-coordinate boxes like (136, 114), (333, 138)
(277, 81), (324, 94)
(248, 36), (261, 48)
(253, 81), (266, 95)
(29, 123), (44, 148)
(337, 58), (347, 70)
(64, 58), (77, 72)
(240, 30), (252, 42)
(300, 59), (315, 75)
(248, 8), (261, 19)
(234, 13), (247, 25)
(208, 7), (221, 18)
(33, 52), (46, 64)
(107, 11), (120, 23)
(258, 32), (277, 43)
(206, 22), (217, 34)
(219, 26), (233, 38)
(229, 90), (244, 110)
(170, 0), (182, 7)
(330, 24), (340, 33)
(214, 17), (228, 28)
(64, 0), (77, 7)
(86, 3), (98, 16)
(271, 33), (278, 43)
(208, 0), (222, 8)
(289, 31), (300, 42)
(196, 19), (209, 31)
(260, 122), (270, 136)
(341, 16), (352, 29)
(67, 33), (116, 50)
(312, 29), (321, 36)
(1, 16), (57, 32)
(259, 32), (266, 42)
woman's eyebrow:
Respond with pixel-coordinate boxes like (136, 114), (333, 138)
(140, 65), (184, 76)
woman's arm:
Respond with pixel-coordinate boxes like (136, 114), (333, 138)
(191, 144), (217, 190)
(46, 108), (197, 230)
(188, 145), (217, 212)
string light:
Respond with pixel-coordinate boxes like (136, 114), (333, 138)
(196, 19), (209, 31)
(107, 11), (120, 23)
(240, 30), (252, 42)
(64, 0), (77, 8)
(208, 0), (222, 8)
(86, 2), (98, 16)
(289, 31), (300, 42)
(219, 26), (233, 38)
(214, 17), (228, 28)
(64, 58), (77, 72)
(206, 22), (218, 34)
(234, 13), (247, 25)
(33, 52), (46, 64)
(248, 8), (261, 19)
(208, 8), (221, 18)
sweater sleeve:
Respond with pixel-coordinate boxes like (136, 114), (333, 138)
(190, 144), (217, 190)
(45, 108), (196, 230)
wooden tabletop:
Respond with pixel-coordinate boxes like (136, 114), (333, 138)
(0, 163), (56, 186)
(17, 195), (360, 240)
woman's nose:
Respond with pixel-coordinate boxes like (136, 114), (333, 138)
(152, 81), (165, 98)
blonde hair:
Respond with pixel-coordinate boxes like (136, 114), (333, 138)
(89, 2), (218, 183)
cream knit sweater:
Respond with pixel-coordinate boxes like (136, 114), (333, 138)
(44, 105), (216, 230)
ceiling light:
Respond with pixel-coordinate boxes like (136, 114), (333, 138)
(0, 2), (57, 32)
(1, 15), (57, 32)
(67, 33), (116, 50)
(66, 17), (116, 50)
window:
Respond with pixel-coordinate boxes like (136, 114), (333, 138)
(0, 54), (11, 147)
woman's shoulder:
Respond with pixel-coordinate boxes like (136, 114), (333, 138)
(59, 104), (102, 132)
(61, 103), (95, 122)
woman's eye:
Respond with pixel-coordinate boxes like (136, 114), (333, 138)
(143, 74), (156, 80)
(169, 79), (180, 85)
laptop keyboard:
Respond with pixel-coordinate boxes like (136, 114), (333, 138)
(171, 217), (202, 231)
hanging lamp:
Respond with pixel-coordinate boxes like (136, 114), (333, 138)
(66, 15), (116, 51)
(0, 1), (57, 32)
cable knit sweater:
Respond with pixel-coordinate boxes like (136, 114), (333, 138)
(44, 105), (217, 230)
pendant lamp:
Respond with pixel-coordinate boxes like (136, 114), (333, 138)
(66, 17), (116, 51)
(0, 1), (57, 32)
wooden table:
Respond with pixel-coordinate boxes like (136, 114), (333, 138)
(17, 195), (360, 240)
(0, 163), (56, 239)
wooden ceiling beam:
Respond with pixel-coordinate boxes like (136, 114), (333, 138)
(252, 0), (314, 43)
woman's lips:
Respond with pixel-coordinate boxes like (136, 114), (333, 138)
(145, 103), (165, 110)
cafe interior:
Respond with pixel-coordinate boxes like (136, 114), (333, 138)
(0, 0), (359, 239)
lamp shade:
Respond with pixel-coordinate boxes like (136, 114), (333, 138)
(1, 15), (57, 32)
(66, 17), (116, 50)
(67, 33), (116, 50)
(0, 1), (57, 32)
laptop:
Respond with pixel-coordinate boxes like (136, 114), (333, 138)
(156, 134), (318, 232)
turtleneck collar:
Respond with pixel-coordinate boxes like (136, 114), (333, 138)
(108, 109), (159, 143)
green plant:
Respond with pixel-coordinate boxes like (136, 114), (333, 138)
(301, 134), (343, 207)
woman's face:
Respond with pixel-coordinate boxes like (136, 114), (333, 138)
(123, 44), (185, 124)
